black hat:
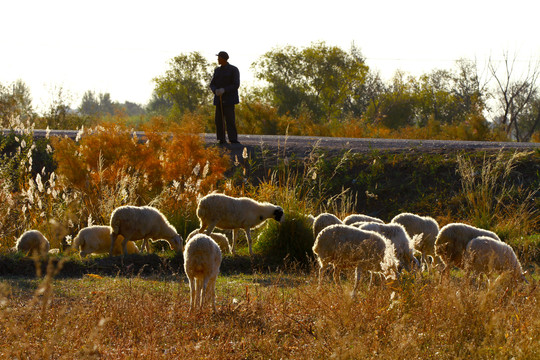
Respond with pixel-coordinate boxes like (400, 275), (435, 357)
(216, 51), (229, 60)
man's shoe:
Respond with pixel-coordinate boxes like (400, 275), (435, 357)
(230, 140), (240, 144)
(218, 140), (226, 145)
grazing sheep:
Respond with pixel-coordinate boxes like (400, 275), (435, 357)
(72, 225), (139, 257)
(435, 223), (501, 272)
(391, 212), (440, 270)
(313, 224), (398, 297)
(184, 233), (222, 312)
(196, 193), (284, 256)
(15, 230), (50, 256)
(358, 222), (420, 272)
(186, 228), (231, 254)
(343, 214), (384, 226)
(109, 205), (183, 256)
(464, 236), (526, 284)
(312, 213), (342, 239)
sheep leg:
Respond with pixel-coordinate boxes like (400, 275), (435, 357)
(421, 253), (429, 272)
(121, 236), (132, 256)
(332, 266), (341, 286)
(199, 277), (211, 310)
(203, 221), (218, 236)
(194, 277), (202, 312)
(351, 266), (362, 297)
(207, 276), (217, 312)
(245, 228), (254, 256)
(188, 277), (196, 312)
(231, 229), (239, 255)
(318, 262), (330, 288)
(109, 232), (118, 257)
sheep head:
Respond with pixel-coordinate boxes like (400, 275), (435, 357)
(169, 234), (183, 252)
(273, 207), (284, 222)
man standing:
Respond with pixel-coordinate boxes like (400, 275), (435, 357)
(210, 51), (240, 144)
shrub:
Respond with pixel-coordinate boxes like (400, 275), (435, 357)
(255, 210), (314, 263)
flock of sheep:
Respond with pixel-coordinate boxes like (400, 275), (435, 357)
(311, 211), (527, 297)
(12, 192), (527, 311)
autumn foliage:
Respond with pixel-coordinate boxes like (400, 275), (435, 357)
(51, 117), (229, 226)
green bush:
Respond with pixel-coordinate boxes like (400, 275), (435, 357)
(254, 211), (314, 263)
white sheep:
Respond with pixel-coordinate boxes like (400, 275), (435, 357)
(14, 230), (50, 256)
(391, 212), (440, 271)
(464, 236), (527, 284)
(183, 233), (222, 312)
(358, 222), (420, 272)
(196, 193), (284, 256)
(313, 224), (398, 297)
(109, 205), (183, 256)
(342, 214), (384, 226)
(434, 223), (501, 273)
(186, 228), (231, 254)
(312, 212), (342, 239)
(71, 225), (139, 257)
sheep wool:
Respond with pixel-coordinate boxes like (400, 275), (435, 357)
(359, 222), (419, 272)
(391, 212), (440, 270)
(464, 236), (526, 282)
(15, 230), (50, 256)
(109, 205), (183, 256)
(312, 213), (342, 239)
(72, 225), (139, 257)
(343, 214), (384, 226)
(184, 233), (222, 312)
(196, 193), (284, 256)
(186, 228), (231, 254)
(435, 222), (501, 269)
(313, 224), (398, 297)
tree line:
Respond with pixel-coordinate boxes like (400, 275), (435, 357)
(1, 42), (539, 142)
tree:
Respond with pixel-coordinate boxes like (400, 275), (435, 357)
(79, 91), (100, 117)
(0, 80), (33, 124)
(489, 52), (540, 141)
(152, 51), (212, 115)
(364, 71), (418, 129)
(252, 42), (370, 122)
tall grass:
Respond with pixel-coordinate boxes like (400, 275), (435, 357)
(457, 151), (539, 238)
(1, 266), (538, 358)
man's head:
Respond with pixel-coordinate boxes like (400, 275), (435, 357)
(216, 51), (229, 65)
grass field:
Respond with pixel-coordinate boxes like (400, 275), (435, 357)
(1, 258), (539, 359)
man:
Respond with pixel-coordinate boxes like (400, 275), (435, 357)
(210, 51), (240, 145)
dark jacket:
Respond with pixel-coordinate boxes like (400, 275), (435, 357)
(210, 63), (240, 106)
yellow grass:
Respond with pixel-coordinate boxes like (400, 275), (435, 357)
(1, 265), (538, 359)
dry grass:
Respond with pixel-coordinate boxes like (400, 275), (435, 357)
(1, 264), (538, 359)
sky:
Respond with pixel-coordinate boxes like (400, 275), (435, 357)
(2, 0), (539, 114)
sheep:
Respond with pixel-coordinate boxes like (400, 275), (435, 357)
(183, 233), (222, 312)
(342, 214), (384, 226)
(464, 236), (527, 285)
(109, 205), (183, 256)
(313, 224), (398, 297)
(196, 193), (284, 256)
(71, 225), (139, 257)
(312, 212), (342, 239)
(186, 228), (231, 254)
(434, 223), (501, 275)
(391, 212), (440, 271)
(14, 230), (50, 256)
(358, 222), (420, 272)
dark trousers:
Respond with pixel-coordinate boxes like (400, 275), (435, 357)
(215, 104), (238, 142)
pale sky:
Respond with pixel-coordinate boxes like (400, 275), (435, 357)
(2, 0), (538, 113)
